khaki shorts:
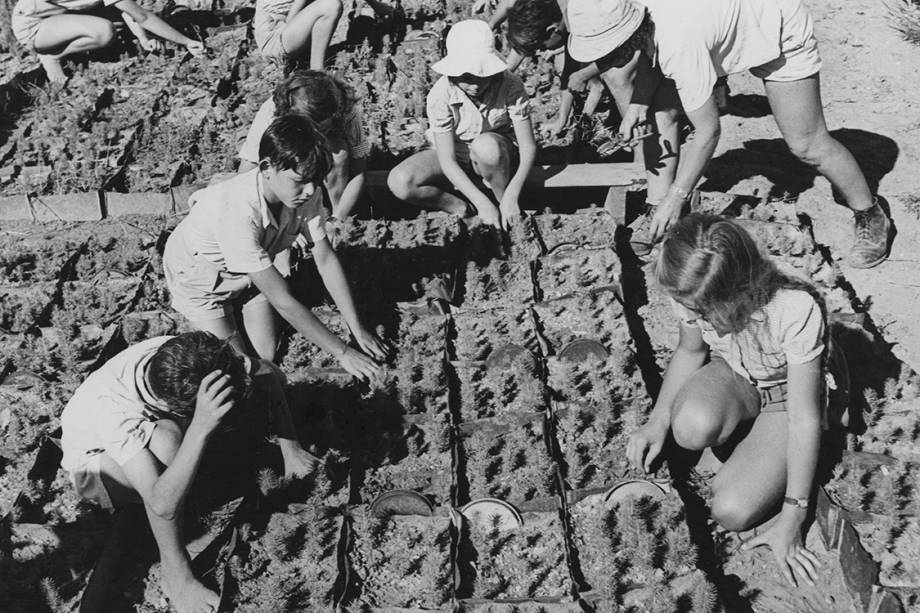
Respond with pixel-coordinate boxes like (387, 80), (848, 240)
(254, 11), (288, 60)
(68, 454), (115, 511)
(750, 0), (822, 82)
(11, 9), (43, 49)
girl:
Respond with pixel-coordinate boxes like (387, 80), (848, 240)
(253, 0), (343, 69)
(627, 214), (835, 588)
(386, 19), (538, 230)
(12, 0), (204, 82)
(616, 0), (890, 268)
(238, 69), (369, 219)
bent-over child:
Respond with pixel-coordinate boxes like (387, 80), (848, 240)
(387, 19), (538, 230)
(61, 332), (318, 613)
(627, 214), (845, 587)
(254, 0), (343, 69)
(12, 0), (204, 82)
(238, 69), (369, 220)
(163, 114), (387, 381)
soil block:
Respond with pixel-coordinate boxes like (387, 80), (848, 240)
(454, 359), (548, 423)
(568, 491), (697, 597)
(339, 245), (459, 306)
(280, 308), (351, 372)
(465, 218), (544, 264)
(546, 353), (645, 406)
(589, 570), (720, 613)
(339, 215), (464, 250)
(532, 289), (631, 356)
(346, 507), (453, 609)
(532, 211), (617, 253)
(456, 509), (573, 600)
(451, 307), (539, 362)
(458, 418), (558, 503)
(534, 248), (620, 302)
(462, 258), (535, 308)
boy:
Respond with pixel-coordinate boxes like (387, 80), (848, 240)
(61, 331), (319, 613)
(163, 114), (387, 380)
(387, 19), (538, 230)
(254, 0), (343, 69)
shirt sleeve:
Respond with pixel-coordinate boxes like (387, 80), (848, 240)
(504, 72), (532, 123)
(238, 98), (276, 164)
(657, 34), (717, 114)
(345, 107), (370, 159)
(97, 399), (158, 466)
(217, 207), (273, 273)
(304, 201), (328, 243)
(426, 78), (455, 134)
(780, 291), (826, 365)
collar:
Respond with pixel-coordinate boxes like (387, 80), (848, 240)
(134, 350), (174, 416)
(445, 77), (500, 107)
(255, 170), (280, 230)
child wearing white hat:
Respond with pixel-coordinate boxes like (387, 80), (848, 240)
(387, 19), (538, 230)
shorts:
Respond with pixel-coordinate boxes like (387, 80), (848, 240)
(750, 0), (822, 81)
(11, 9), (43, 49)
(68, 454), (114, 511)
(254, 11), (288, 59)
(163, 229), (268, 323)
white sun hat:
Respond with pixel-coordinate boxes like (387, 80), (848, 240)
(430, 19), (508, 77)
(566, 0), (645, 63)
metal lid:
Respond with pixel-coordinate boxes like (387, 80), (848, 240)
(460, 497), (524, 531)
(368, 489), (434, 517)
(558, 338), (608, 362)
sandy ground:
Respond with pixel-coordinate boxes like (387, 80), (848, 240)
(710, 0), (920, 369)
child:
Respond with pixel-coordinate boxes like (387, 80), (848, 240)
(238, 69), (369, 220)
(11, 0), (204, 82)
(627, 214), (833, 588)
(254, 0), (343, 69)
(387, 19), (538, 230)
(61, 331), (319, 613)
(163, 114), (387, 381)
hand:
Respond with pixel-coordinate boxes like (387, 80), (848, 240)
(185, 40), (206, 57)
(568, 70), (590, 93)
(540, 46), (564, 61)
(626, 416), (669, 473)
(541, 120), (566, 139)
(742, 511), (821, 587)
(474, 198), (502, 229)
(337, 345), (383, 383)
(648, 195), (685, 242)
(189, 370), (235, 436)
(499, 195), (521, 231)
(618, 103), (651, 142)
(352, 326), (390, 361)
(142, 38), (165, 53)
(280, 441), (322, 478)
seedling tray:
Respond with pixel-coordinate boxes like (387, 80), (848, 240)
(534, 248), (621, 302)
(452, 360), (548, 424)
(450, 307), (540, 362)
(532, 289), (631, 357)
(531, 211), (617, 253)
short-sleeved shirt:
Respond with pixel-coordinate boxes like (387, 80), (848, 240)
(642, 0), (788, 112)
(13, 0), (119, 18)
(238, 98), (370, 165)
(177, 168), (326, 276)
(425, 70), (531, 144)
(61, 337), (176, 471)
(671, 288), (825, 387)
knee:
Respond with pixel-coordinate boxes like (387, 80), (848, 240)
(387, 165), (418, 200)
(710, 490), (760, 531)
(785, 131), (834, 167)
(469, 135), (505, 172)
(91, 20), (116, 47)
(670, 397), (723, 451)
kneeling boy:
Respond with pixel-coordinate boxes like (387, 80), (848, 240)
(61, 332), (318, 613)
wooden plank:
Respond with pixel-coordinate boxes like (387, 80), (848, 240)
(26, 192), (102, 221)
(365, 162), (644, 189)
(101, 191), (173, 217)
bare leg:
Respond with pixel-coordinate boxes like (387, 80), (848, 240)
(325, 145), (350, 214)
(32, 14), (116, 82)
(469, 132), (513, 201)
(387, 150), (470, 215)
(187, 316), (248, 357)
(240, 298), (281, 362)
(763, 75), (873, 212)
(279, 0), (344, 70)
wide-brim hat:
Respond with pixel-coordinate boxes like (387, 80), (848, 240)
(567, 0), (645, 63)
(431, 19), (508, 77)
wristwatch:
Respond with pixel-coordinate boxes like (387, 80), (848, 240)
(783, 496), (809, 510)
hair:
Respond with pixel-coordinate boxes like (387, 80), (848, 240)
(655, 213), (826, 336)
(272, 69), (357, 138)
(258, 114), (333, 183)
(507, 0), (562, 56)
(147, 331), (250, 417)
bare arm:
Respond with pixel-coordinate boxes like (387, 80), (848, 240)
(334, 156), (366, 218)
(113, 0), (202, 52)
(498, 118), (537, 228)
(432, 130), (499, 224)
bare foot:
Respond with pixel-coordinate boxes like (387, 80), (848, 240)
(38, 55), (67, 84)
(163, 568), (220, 613)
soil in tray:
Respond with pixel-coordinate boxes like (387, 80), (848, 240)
(454, 359), (547, 422)
(534, 248), (620, 301)
(568, 492), (697, 597)
(338, 245), (459, 306)
(458, 418), (558, 503)
(351, 403), (453, 506)
(0, 283), (56, 331)
(457, 510), (572, 599)
(857, 369), (920, 462)
(532, 289), (631, 355)
(227, 505), (344, 613)
(451, 307), (539, 362)
(825, 455), (920, 518)
(280, 308), (351, 372)
(339, 215), (464, 250)
(546, 353), (645, 406)
(554, 399), (650, 491)
(461, 258), (535, 307)
(461, 604), (585, 613)
(532, 211), (617, 252)
(846, 513), (920, 588)
(346, 507), (453, 609)
(465, 218), (544, 264)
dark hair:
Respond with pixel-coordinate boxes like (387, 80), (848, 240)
(147, 331), (250, 417)
(272, 69), (356, 138)
(258, 114), (333, 183)
(507, 0), (562, 56)
(655, 213), (825, 336)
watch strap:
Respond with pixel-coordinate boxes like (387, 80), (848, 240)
(783, 496), (809, 509)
